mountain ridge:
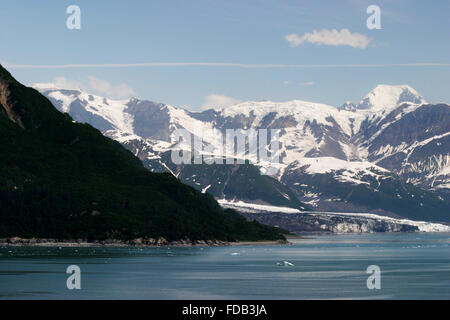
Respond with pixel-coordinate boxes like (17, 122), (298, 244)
(0, 64), (285, 241)
(36, 81), (450, 222)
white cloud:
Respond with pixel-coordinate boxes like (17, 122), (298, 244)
(33, 77), (83, 91)
(299, 81), (315, 87)
(88, 76), (135, 99)
(33, 76), (135, 100)
(285, 28), (371, 49)
(202, 94), (241, 110)
(88, 76), (111, 93)
(112, 83), (136, 99)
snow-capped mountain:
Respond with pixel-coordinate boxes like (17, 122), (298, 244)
(362, 103), (450, 191)
(355, 84), (426, 112)
(36, 84), (450, 222)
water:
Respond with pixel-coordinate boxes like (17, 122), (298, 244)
(0, 233), (448, 299)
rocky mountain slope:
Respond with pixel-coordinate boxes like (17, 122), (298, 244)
(0, 64), (285, 241)
(37, 82), (450, 222)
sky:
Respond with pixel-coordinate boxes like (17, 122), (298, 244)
(1, 0), (449, 110)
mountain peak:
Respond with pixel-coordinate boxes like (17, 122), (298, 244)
(0, 64), (17, 83)
(0, 64), (63, 129)
(339, 101), (357, 111)
(357, 84), (426, 112)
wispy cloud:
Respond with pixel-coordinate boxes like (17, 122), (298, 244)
(202, 94), (241, 109)
(33, 76), (135, 100)
(285, 28), (371, 49)
(7, 62), (450, 69)
(299, 81), (315, 87)
(32, 77), (83, 90)
(88, 76), (135, 99)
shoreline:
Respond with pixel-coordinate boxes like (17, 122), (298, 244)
(0, 237), (289, 248)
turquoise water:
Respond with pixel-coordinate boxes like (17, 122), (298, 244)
(0, 233), (449, 299)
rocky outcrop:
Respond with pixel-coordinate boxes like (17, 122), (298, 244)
(0, 81), (25, 128)
(0, 237), (232, 247)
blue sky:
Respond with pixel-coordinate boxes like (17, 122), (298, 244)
(1, 0), (449, 110)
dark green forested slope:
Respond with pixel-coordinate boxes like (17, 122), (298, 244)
(0, 65), (284, 241)
(142, 150), (310, 210)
